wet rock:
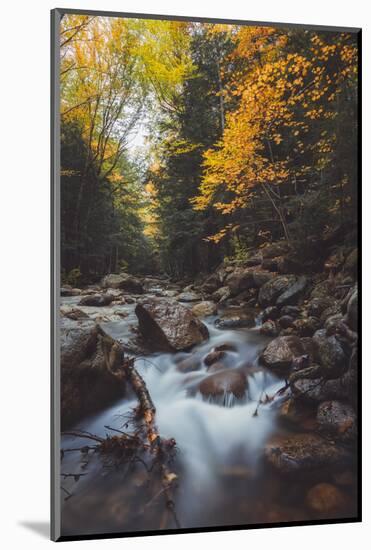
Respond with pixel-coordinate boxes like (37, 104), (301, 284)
(306, 483), (347, 514)
(260, 335), (305, 372)
(310, 280), (334, 300)
(244, 256), (262, 267)
(191, 301), (217, 317)
(215, 311), (256, 329)
(292, 316), (320, 337)
(60, 324), (124, 428)
(316, 400), (357, 442)
(60, 306), (89, 321)
(225, 268), (272, 296)
(176, 353), (202, 373)
(320, 303), (341, 324)
(313, 329), (347, 378)
(264, 433), (350, 475)
(61, 287), (81, 297)
(261, 257), (279, 271)
(207, 362), (227, 374)
(307, 297), (333, 317)
(260, 320), (278, 337)
(324, 314), (344, 335)
(258, 275), (297, 307)
(291, 373), (352, 403)
(300, 337), (317, 362)
(101, 273), (143, 294)
(212, 286), (231, 303)
(135, 297), (209, 352)
(280, 305), (301, 317)
(199, 369), (247, 400)
(204, 350), (226, 367)
(177, 291), (201, 303)
(214, 342), (238, 353)
(202, 270), (226, 293)
(79, 294), (114, 307)
(278, 315), (294, 329)
(345, 286), (358, 332)
(276, 276), (308, 307)
(261, 306), (279, 322)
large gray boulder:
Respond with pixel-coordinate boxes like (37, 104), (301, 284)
(135, 297), (209, 352)
(258, 275), (296, 307)
(260, 335), (305, 372)
(225, 268), (272, 296)
(276, 276), (308, 307)
(60, 323), (124, 428)
(313, 329), (347, 378)
(101, 273), (143, 294)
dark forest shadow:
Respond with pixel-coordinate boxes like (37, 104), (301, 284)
(19, 521), (49, 539)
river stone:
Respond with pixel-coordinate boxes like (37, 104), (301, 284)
(225, 268), (273, 296)
(278, 315), (294, 329)
(176, 353), (202, 373)
(260, 320), (278, 337)
(258, 275), (297, 307)
(306, 483), (347, 514)
(307, 297), (333, 317)
(261, 306), (279, 322)
(60, 324), (124, 428)
(101, 273), (143, 294)
(199, 369), (247, 400)
(264, 433), (350, 475)
(261, 241), (289, 259)
(276, 276), (308, 307)
(292, 316), (320, 337)
(260, 335), (304, 372)
(135, 297), (209, 352)
(313, 329), (347, 378)
(177, 291), (201, 303)
(212, 286), (230, 303)
(79, 294), (114, 307)
(204, 350), (226, 366)
(61, 287), (81, 297)
(60, 306), (90, 321)
(191, 301), (217, 317)
(316, 400), (357, 442)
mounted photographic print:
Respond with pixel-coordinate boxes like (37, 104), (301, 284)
(51, 8), (361, 541)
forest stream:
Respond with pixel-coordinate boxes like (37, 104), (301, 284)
(60, 275), (357, 536)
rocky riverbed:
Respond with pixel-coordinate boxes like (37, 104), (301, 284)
(59, 241), (358, 536)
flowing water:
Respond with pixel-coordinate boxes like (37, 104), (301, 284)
(60, 286), (356, 536)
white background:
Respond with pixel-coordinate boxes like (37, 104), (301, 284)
(0, 0), (368, 547)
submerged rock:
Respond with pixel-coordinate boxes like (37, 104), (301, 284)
(265, 433), (350, 475)
(260, 335), (305, 372)
(204, 350), (226, 367)
(260, 320), (278, 337)
(135, 297), (209, 352)
(79, 294), (114, 307)
(199, 369), (247, 401)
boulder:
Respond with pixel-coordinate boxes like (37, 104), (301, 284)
(292, 316), (320, 337)
(60, 306), (89, 321)
(306, 483), (347, 514)
(101, 273), (143, 294)
(60, 324), (124, 428)
(199, 369), (247, 400)
(260, 320), (278, 337)
(276, 276), (308, 307)
(204, 350), (226, 367)
(177, 291), (201, 303)
(212, 286), (230, 303)
(191, 301), (217, 317)
(264, 433), (350, 475)
(176, 353), (202, 373)
(215, 310), (256, 329)
(61, 287), (81, 297)
(307, 297), (333, 317)
(313, 329), (347, 378)
(278, 315), (294, 329)
(261, 306), (279, 322)
(260, 335), (305, 372)
(258, 275), (297, 307)
(78, 294), (114, 307)
(202, 270), (226, 293)
(261, 241), (289, 259)
(280, 305), (301, 317)
(316, 400), (357, 443)
(135, 297), (209, 352)
(225, 268), (272, 296)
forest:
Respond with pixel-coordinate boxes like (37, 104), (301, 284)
(59, 14), (359, 538)
(60, 16), (357, 283)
